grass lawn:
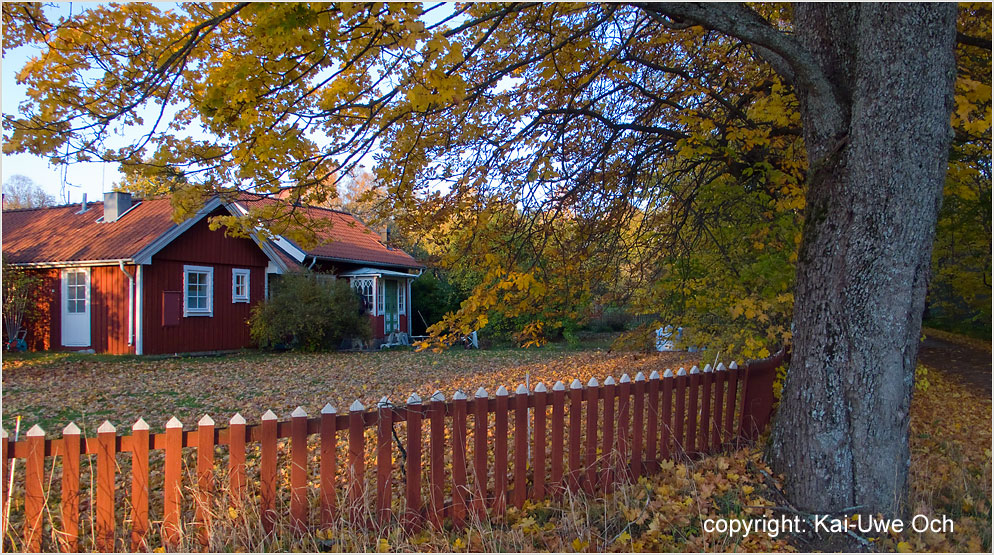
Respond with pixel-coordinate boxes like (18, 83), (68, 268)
(2, 344), (701, 436)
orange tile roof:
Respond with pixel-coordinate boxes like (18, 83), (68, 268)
(2, 198), (177, 264)
(236, 196), (421, 269)
(2, 195), (421, 269)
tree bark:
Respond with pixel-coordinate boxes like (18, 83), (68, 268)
(768, 3), (957, 516)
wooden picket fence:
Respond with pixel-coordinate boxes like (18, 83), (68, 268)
(1, 350), (784, 552)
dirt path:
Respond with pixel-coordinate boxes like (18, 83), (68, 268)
(917, 334), (992, 396)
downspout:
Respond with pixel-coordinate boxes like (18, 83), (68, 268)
(135, 265), (144, 355)
(308, 256), (317, 270)
(118, 261), (134, 347)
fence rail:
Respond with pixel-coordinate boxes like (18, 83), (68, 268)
(2, 350), (785, 552)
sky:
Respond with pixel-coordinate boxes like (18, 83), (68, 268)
(2, 3), (123, 205)
(1, 2), (464, 206)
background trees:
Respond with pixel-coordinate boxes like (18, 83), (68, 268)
(1, 174), (54, 209)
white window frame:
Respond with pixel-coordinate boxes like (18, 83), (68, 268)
(351, 277), (374, 313)
(398, 280), (406, 315)
(63, 267), (90, 315)
(377, 279), (385, 315)
(232, 268), (251, 303)
(183, 265), (214, 317)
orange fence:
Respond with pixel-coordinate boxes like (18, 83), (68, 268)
(1, 350), (785, 552)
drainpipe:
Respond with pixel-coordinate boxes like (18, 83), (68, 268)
(119, 261), (134, 347)
(135, 265), (144, 355)
(308, 256), (317, 270)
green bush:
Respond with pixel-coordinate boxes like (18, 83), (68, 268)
(249, 272), (371, 351)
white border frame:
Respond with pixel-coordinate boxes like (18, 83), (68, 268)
(231, 268), (251, 303)
(183, 265), (214, 317)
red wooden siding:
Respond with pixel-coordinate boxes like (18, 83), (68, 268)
(368, 313), (410, 339)
(141, 213), (268, 354)
(16, 266), (136, 355)
(90, 265), (137, 354)
(20, 269), (59, 351)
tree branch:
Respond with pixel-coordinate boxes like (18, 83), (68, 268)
(635, 2), (843, 124)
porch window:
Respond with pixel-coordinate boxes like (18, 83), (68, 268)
(398, 282), (406, 314)
(377, 280), (384, 314)
(184, 265), (214, 316)
(232, 269), (250, 303)
(352, 278), (374, 313)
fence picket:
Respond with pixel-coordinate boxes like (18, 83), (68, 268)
(617, 375), (631, 483)
(513, 384), (529, 509)
(568, 380), (582, 492)
(647, 371), (659, 473)
(712, 365), (726, 449)
(229, 413), (247, 505)
(674, 369), (686, 455)
(601, 376), (616, 493)
(661, 370), (674, 461)
(163, 417), (183, 550)
(197, 414), (215, 547)
(377, 398), (393, 527)
(24, 425), (45, 553)
(532, 382), (547, 501)
(687, 367), (700, 456)
(1, 428), (8, 544)
(550, 382), (565, 494)
(700, 366), (713, 453)
(130, 419), (149, 553)
(451, 391), (468, 528)
(348, 401), (366, 526)
(320, 404), (337, 526)
(291, 407), (309, 531)
(725, 362), (740, 443)
(405, 394), (423, 531)
(261, 410), (279, 533)
(473, 388), (489, 519)
(632, 373), (645, 479)
(428, 392), (445, 529)
(584, 378), (599, 494)
(97, 422), (117, 552)
(60, 423), (82, 553)
(494, 386), (509, 515)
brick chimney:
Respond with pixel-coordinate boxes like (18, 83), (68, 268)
(103, 191), (132, 222)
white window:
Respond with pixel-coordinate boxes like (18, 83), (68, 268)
(232, 269), (250, 303)
(352, 278), (374, 313)
(398, 281), (406, 314)
(184, 265), (214, 316)
(377, 279), (384, 314)
(65, 269), (88, 313)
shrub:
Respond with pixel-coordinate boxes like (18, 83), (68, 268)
(2, 255), (43, 350)
(249, 271), (371, 351)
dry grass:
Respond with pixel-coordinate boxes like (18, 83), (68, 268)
(3, 350), (990, 552)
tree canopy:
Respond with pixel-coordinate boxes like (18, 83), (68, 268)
(3, 0), (988, 520)
(4, 2), (987, 353)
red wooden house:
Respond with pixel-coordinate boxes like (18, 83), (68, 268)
(2, 192), (422, 354)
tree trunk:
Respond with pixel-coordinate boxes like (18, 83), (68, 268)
(769, 4), (957, 516)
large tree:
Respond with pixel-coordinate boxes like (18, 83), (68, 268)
(2, 2), (977, 517)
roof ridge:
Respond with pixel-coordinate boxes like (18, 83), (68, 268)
(2, 201), (103, 213)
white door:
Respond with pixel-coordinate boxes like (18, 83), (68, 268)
(61, 269), (91, 347)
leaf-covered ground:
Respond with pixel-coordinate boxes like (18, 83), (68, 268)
(1, 347), (701, 435)
(2, 347), (989, 552)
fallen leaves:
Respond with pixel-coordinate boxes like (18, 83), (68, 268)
(2, 349), (699, 435)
